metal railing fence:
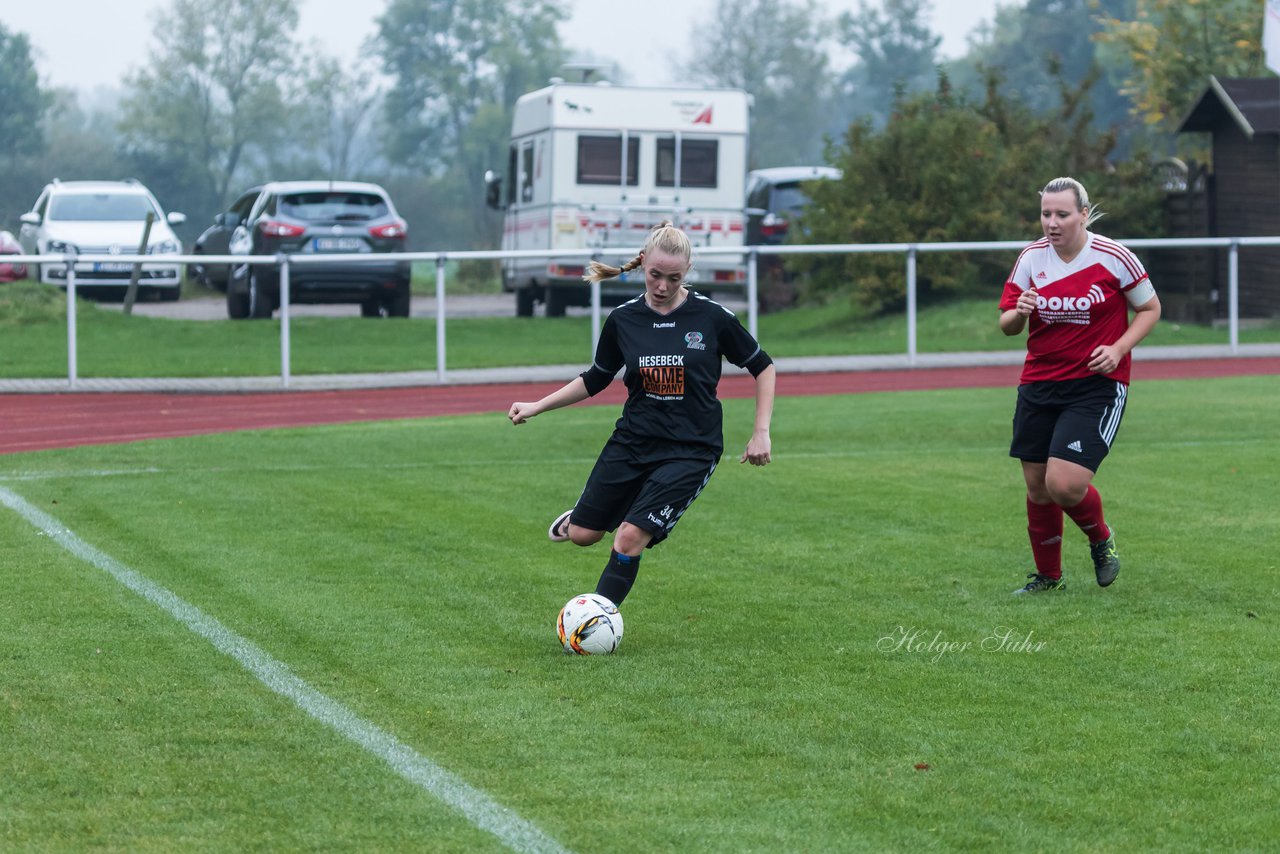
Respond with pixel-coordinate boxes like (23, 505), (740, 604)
(6, 235), (1277, 388)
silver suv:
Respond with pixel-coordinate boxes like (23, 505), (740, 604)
(17, 179), (187, 300)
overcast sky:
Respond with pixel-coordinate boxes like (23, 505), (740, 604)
(3, 0), (1003, 93)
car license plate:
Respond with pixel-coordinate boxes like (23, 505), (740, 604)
(93, 262), (134, 272)
(312, 237), (363, 252)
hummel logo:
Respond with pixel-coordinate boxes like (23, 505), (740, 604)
(1068, 440), (1083, 452)
(1036, 271), (1047, 279)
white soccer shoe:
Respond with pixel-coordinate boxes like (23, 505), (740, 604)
(548, 509), (574, 543)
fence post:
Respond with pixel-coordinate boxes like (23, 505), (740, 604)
(122, 212), (155, 316)
(905, 245), (918, 366)
(279, 255), (291, 388)
(65, 257), (78, 388)
(1227, 241), (1239, 354)
(747, 248), (759, 340)
(435, 256), (447, 382)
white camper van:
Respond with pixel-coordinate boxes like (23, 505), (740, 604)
(486, 82), (750, 316)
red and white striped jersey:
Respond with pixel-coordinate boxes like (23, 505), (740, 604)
(1000, 232), (1155, 384)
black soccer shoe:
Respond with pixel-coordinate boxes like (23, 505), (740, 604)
(1090, 533), (1120, 587)
(1013, 573), (1066, 595)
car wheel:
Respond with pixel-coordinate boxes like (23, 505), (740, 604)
(227, 281), (250, 318)
(516, 286), (535, 317)
(360, 298), (383, 317)
(386, 284), (411, 318)
(190, 248), (208, 287)
(248, 269), (273, 319)
(545, 285), (569, 317)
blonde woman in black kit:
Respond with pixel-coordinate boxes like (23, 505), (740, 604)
(509, 222), (776, 606)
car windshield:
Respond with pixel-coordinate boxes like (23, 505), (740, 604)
(279, 192), (389, 222)
(49, 193), (159, 222)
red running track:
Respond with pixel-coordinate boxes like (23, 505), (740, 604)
(2, 357), (1277, 455)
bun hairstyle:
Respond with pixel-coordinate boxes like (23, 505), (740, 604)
(583, 220), (693, 283)
(1041, 176), (1106, 227)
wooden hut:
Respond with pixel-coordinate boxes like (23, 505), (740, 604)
(1174, 76), (1280, 320)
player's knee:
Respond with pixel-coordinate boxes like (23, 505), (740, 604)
(1025, 482), (1052, 504)
(568, 525), (604, 547)
(612, 522), (653, 555)
(1045, 475), (1087, 508)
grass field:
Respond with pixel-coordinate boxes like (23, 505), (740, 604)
(2, 280), (1279, 379)
(1, 375), (1276, 851)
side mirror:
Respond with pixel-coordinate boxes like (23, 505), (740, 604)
(215, 212), (239, 228)
(484, 170), (503, 210)
(19, 211), (41, 226)
(167, 212), (187, 226)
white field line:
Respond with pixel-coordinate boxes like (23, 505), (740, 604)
(0, 484), (571, 854)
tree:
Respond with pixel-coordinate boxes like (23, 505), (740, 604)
(0, 23), (53, 230)
(377, 0), (568, 248)
(0, 24), (48, 161)
(948, 0), (1138, 152)
(289, 53), (385, 178)
(799, 70), (1165, 313)
(117, 0), (301, 226)
(835, 0), (941, 130)
(1095, 0), (1266, 131)
(679, 0), (835, 168)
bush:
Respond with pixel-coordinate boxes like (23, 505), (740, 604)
(797, 69), (1166, 313)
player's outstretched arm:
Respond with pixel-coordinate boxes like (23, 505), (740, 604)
(740, 364), (775, 466)
(509, 377), (591, 425)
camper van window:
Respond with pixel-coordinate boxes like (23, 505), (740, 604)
(656, 138), (718, 189)
(577, 135), (639, 186)
(521, 144), (535, 202)
(506, 146), (518, 205)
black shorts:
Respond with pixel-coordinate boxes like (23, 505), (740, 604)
(1010, 376), (1129, 473)
(570, 434), (719, 548)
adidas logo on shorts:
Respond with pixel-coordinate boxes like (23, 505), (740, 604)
(1068, 440), (1083, 453)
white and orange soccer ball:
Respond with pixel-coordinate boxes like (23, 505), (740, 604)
(556, 594), (624, 655)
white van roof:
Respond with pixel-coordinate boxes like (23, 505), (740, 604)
(512, 83), (750, 137)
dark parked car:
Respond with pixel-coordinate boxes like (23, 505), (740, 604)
(191, 186), (262, 291)
(744, 166), (841, 311)
(224, 181), (410, 319)
(744, 166), (841, 246)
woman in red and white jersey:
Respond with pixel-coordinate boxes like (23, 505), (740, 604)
(998, 177), (1161, 595)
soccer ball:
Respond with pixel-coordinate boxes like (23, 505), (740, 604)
(557, 594), (624, 655)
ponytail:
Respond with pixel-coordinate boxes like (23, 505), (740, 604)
(582, 220), (693, 283)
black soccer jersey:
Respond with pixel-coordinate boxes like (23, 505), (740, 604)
(580, 291), (772, 455)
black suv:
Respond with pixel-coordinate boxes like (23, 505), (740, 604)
(191, 185), (263, 291)
(744, 166), (840, 310)
(744, 166), (841, 246)
(224, 181), (411, 319)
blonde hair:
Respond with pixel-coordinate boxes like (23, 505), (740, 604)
(1041, 177), (1106, 228)
(583, 221), (693, 283)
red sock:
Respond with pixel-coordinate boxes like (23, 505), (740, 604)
(1027, 497), (1064, 579)
(1064, 484), (1111, 544)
